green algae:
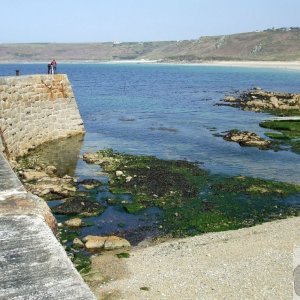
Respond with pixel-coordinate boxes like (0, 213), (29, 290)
(84, 150), (300, 238)
(260, 119), (300, 154)
(262, 108), (300, 117)
(260, 119), (300, 137)
(72, 253), (92, 274)
(58, 227), (79, 243)
(116, 252), (130, 258)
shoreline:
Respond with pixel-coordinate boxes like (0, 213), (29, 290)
(1, 60), (300, 71)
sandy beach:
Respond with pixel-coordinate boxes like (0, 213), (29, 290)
(2, 60), (300, 71)
(91, 216), (300, 300)
(100, 60), (300, 71)
(198, 60), (300, 70)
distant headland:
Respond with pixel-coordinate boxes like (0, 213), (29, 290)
(1, 27), (300, 63)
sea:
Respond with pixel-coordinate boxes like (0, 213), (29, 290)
(2, 62), (300, 241)
(1, 63), (300, 184)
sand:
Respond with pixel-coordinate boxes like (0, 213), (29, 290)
(91, 216), (300, 300)
(197, 60), (300, 71)
(4, 60), (300, 71)
(100, 60), (300, 71)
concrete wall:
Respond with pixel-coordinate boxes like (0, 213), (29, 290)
(0, 74), (84, 158)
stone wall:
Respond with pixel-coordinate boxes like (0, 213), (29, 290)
(0, 74), (84, 158)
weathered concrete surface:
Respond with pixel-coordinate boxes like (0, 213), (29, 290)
(0, 153), (56, 230)
(0, 215), (95, 300)
(0, 151), (25, 199)
(0, 153), (96, 299)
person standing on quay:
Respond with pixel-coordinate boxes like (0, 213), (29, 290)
(51, 59), (57, 74)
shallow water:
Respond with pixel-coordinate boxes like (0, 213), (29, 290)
(3, 63), (300, 243)
(2, 63), (299, 183)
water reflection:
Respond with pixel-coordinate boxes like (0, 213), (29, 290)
(25, 134), (84, 177)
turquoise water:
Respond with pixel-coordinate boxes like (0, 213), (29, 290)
(1, 63), (300, 183)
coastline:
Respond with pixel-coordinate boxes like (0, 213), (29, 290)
(1, 60), (300, 71)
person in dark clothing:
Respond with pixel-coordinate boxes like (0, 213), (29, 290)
(47, 63), (51, 74)
(51, 59), (57, 74)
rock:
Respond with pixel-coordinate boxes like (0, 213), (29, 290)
(62, 175), (74, 181)
(83, 235), (131, 252)
(73, 237), (84, 248)
(104, 236), (131, 250)
(270, 96), (279, 108)
(116, 170), (124, 177)
(221, 88), (300, 113)
(125, 176), (133, 182)
(52, 197), (104, 216)
(78, 179), (101, 190)
(84, 236), (107, 251)
(224, 96), (237, 102)
(65, 218), (84, 227)
(22, 170), (48, 181)
(83, 152), (114, 165)
(27, 182), (76, 198)
(82, 153), (100, 164)
(224, 130), (272, 149)
(45, 165), (57, 175)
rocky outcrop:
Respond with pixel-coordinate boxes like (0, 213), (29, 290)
(223, 88), (300, 114)
(223, 130), (272, 149)
(18, 169), (76, 198)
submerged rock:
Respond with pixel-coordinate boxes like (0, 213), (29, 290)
(52, 197), (104, 216)
(77, 179), (102, 190)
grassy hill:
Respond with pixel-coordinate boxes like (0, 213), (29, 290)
(1, 28), (300, 62)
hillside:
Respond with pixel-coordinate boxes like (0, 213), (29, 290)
(1, 28), (300, 62)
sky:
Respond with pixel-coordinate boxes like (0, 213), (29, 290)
(1, 0), (300, 43)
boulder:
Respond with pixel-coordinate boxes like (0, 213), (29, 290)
(84, 236), (107, 251)
(116, 170), (124, 177)
(65, 218), (84, 227)
(73, 237), (84, 248)
(104, 236), (131, 250)
(83, 235), (131, 252)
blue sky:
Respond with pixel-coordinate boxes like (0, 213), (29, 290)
(1, 0), (300, 43)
